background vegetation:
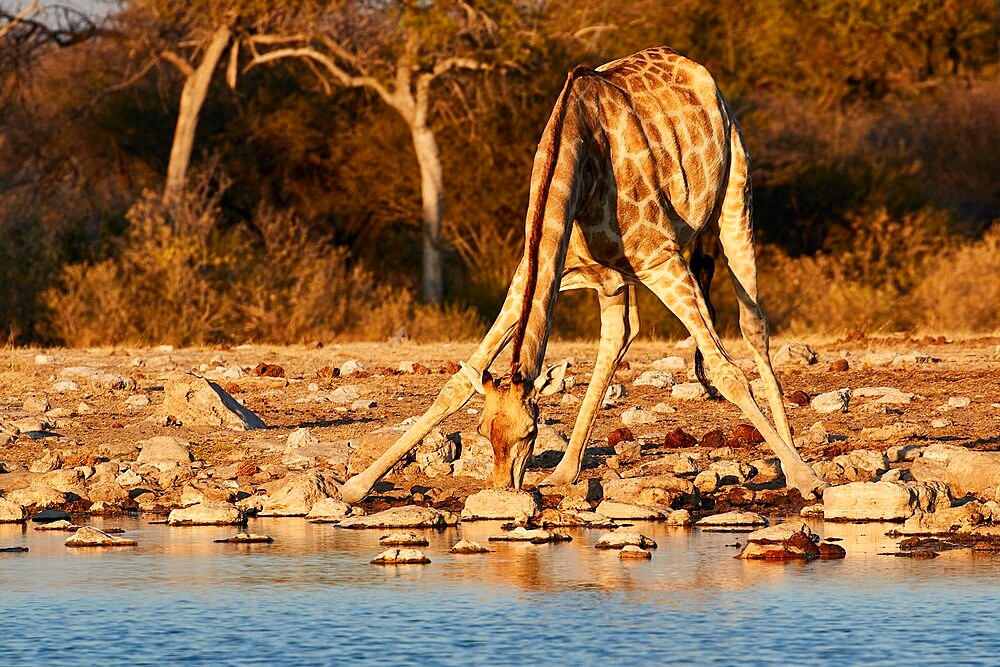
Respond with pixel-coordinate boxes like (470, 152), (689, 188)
(1, 0), (998, 346)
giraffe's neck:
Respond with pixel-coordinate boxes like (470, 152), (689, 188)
(510, 72), (591, 381)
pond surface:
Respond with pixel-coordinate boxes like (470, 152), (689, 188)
(2, 517), (998, 665)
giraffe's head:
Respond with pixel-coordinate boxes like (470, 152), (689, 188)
(461, 361), (568, 489)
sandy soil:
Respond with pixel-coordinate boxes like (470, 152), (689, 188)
(2, 335), (999, 515)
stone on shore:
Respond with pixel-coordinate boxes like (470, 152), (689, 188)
(0, 497), (26, 523)
(160, 374), (265, 430)
(461, 489), (539, 521)
(65, 526), (137, 548)
(696, 511), (768, 530)
(896, 501), (996, 536)
(488, 526), (571, 543)
(167, 501), (245, 526)
(371, 548), (430, 565)
(136, 436), (194, 465)
(941, 450), (1000, 499)
(594, 500), (670, 520)
(601, 474), (695, 507)
(823, 481), (950, 522)
(305, 498), (363, 523)
(258, 472), (338, 517)
(811, 389), (850, 413)
(736, 522), (821, 560)
(337, 505), (457, 529)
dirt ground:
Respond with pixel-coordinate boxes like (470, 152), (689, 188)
(2, 335), (999, 515)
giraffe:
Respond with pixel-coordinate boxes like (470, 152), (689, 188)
(340, 46), (827, 504)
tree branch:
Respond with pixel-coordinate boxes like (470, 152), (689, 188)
(0, 0), (39, 41)
(159, 49), (195, 78)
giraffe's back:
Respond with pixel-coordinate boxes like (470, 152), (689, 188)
(570, 47), (735, 277)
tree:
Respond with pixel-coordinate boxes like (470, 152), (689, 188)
(243, 1), (528, 304)
(0, 0), (39, 41)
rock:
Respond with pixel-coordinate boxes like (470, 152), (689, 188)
(633, 371), (676, 388)
(709, 461), (756, 486)
(160, 374), (265, 430)
(696, 511), (768, 530)
(87, 481), (130, 505)
(34, 519), (80, 531)
(305, 498), (362, 523)
(451, 539), (491, 554)
(671, 383), (709, 400)
(594, 529), (657, 549)
(736, 522), (821, 560)
(853, 387), (917, 405)
(0, 547), (28, 553)
(832, 449), (890, 482)
(115, 469), (143, 488)
(258, 472), (338, 517)
(10, 487), (68, 510)
(897, 501), (994, 535)
(29, 450), (62, 474)
(947, 396), (971, 409)
(647, 356), (685, 374)
(666, 508), (693, 526)
(59, 367), (137, 392)
(863, 352), (898, 368)
(125, 394), (150, 408)
(136, 436), (194, 465)
(603, 383), (627, 406)
(860, 421), (924, 442)
(811, 389), (850, 413)
(414, 429), (459, 471)
(65, 526), (137, 548)
(379, 531), (429, 547)
(694, 470), (720, 494)
(773, 343), (817, 366)
(621, 406), (658, 427)
(371, 548), (429, 565)
(167, 501), (245, 526)
(601, 474), (695, 507)
(534, 508), (587, 528)
(52, 380), (79, 393)
(488, 527), (571, 543)
(941, 450), (1000, 498)
(618, 545), (653, 560)
(594, 500), (670, 520)
(337, 505), (457, 529)
(23, 396), (50, 413)
(664, 428), (698, 448)
(213, 533), (274, 544)
(651, 402), (676, 415)
(0, 497), (26, 523)
(286, 428), (319, 448)
(461, 489), (539, 521)
(32, 508), (70, 523)
(823, 481), (950, 522)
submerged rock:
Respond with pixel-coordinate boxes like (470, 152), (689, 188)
(167, 501), (245, 526)
(488, 526), (571, 544)
(34, 519), (80, 531)
(451, 539), (491, 554)
(371, 548), (430, 565)
(213, 533), (274, 544)
(594, 500), (670, 520)
(696, 511), (768, 531)
(0, 497), (26, 523)
(305, 499), (363, 523)
(618, 545), (653, 560)
(594, 530), (657, 550)
(379, 531), (430, 547)
(736, 522), (821, 560)
(65, 526), (137, 548)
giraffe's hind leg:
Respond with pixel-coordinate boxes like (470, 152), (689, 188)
(644, 255), (826, 499)
(542, 285), (639, 486)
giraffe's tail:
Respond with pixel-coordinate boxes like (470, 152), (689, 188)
(691, 234), (719, 398)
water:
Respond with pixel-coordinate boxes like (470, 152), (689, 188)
(2, 518), (998, 665)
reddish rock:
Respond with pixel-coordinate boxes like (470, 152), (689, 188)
(254, 362), (286, 378)
(411, 363), (432, 375)
(607, 427), (635, 447)
(787, 390), (811, 406)
(699, 429), (726, 449)
(664, 428), (697, 449)
(317, 366), (336, 379)
(829, 359), (850, 372)
(731, 424), (764, 444)
(443, 361), (462, 374)
(818, 542), (847, 559)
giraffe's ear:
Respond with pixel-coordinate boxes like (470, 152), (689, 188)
(460, 362), (492, 395)
(533, 360), (569, 397)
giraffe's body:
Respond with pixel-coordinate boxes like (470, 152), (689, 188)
(340, 47), (826, 503)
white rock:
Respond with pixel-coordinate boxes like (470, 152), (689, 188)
(340, 360), (367, 375)
(451, 539), (490, 554)
(338, 505), (457, 529)
(693, 470), (720, 493)
(305, 498), (360, 523)
(461, 489), (539, 521)
(947, 396), (971, 409)
(167, 501), (245, 526)
(65, 526), (137, 548)
(594, 500), (670, 520)
(34, 354), (57, 365)
(652, 356), (686, 371)
(258, 472), (338, 517)
(603, 383), (627, 406)
(52, 380), (79, 393)
(370, 548), (429, 565)
(0, 496), (26, 523)
(286, 427), (319, 449)
(853, 386), (917, 404)
(671, 383), (709, 400)
(652, 402), (676, 414)
(602, 474), (694, 507)
(634, 371), (676, 388)
(329, 386), (360, 404)
(823, 481), (949, 521)
(136, 436), (193, 464)
(379, 531), (429, 547)
(811, 389), (850, 413)
(618, 545), (652, 559)
(161, 374), (265, 430)
(594, 529), (657, 549)
(696, 511), (768, 529)
(773, 343), (817, 366)
(863, 353), (898, 368)
(125, 394), (150, 408)
(737, 522), (821, 560)
(222, 365), (245, 380)
(621, 406), (658, 427)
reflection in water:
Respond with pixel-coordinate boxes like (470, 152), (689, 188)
(1, 516), (999, 665)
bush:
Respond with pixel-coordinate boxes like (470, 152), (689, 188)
(43, 184), (485, 346)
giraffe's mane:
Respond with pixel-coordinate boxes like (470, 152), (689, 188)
(510, 65), (600, 378)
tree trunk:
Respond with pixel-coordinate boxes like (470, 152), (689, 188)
(163, 25), (231, 202)
(411, 124), (444, 305)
